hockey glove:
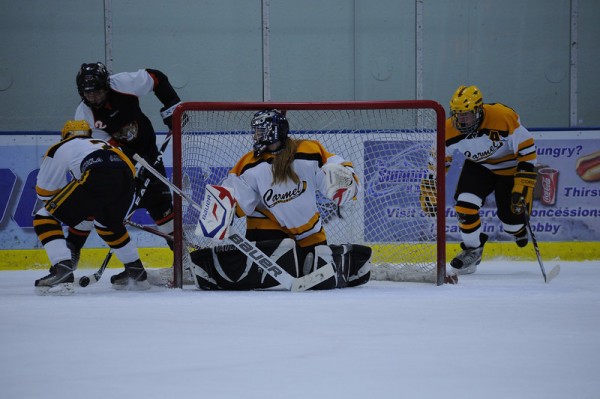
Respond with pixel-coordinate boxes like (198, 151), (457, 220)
(195, 185), (237, 240)
(322, 163), (359, 206)
(419, 178), (437, 217)
(160, 101), (182, 130)
(511, 171), (537, 215)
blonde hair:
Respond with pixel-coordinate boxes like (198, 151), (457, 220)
(272, 138), (300, 184)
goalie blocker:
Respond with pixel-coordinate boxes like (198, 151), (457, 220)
(189, 238), (372, 290)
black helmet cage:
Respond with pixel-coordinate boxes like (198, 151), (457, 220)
(251, 109), (289, 157)
(76, 62), (110, 106)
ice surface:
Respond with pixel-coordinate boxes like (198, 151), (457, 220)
(1, 260), (599, 399)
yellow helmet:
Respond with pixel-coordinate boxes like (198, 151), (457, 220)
(449, 85), (484, 135)
(61, 120), (92, 140)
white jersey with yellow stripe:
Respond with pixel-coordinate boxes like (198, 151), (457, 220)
(35, 136), (132, 201)
(223, 140), (356, 246)
(444, 103), (537, 176)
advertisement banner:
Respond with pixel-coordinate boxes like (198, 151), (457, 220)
(444, 131), (600, 243)
(0, 130), (598, 250)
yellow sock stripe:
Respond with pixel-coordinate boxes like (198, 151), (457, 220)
(38, 230), (64, 242)
(96, 228), (130, 247)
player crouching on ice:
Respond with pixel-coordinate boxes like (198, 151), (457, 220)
(33, 120), (151, 295)
(189, 109), (372, 290)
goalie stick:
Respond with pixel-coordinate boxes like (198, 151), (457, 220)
(523, 204), (560, 283)
(78, 133), (173, 287)
(132, 153), (335, 291)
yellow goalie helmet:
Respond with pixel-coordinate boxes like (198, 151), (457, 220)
(449, 85), (484, 135)
(61, 120), (92, 140)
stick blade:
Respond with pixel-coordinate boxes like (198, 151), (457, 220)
(291, 263), (335, 292)
(545, 264), (560, 283)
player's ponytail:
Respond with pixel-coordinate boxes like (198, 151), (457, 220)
(272, 138), (299, 185)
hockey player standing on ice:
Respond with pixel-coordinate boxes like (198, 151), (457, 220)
(190, 109), (372, 290)
(33, 120), (151, 295)
(420, 85), (537, 274)
(67, 62), (181, 275)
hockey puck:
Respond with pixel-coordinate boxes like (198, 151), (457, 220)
(79, 276), (90, 287)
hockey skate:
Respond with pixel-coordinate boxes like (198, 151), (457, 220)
(450, 234), (488, 275)
(35, 260), (75, 296)
(111, 260), (151, 290)
(66, 241), (81, 271)
(514, 228), (528, 248)
(48, 242), (81, 274)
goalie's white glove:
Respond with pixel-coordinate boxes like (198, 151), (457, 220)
(322, 163), (358, 206)
(195, 184), (237, 240)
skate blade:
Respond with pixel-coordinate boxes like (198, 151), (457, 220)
(112, 279), (151, 291)
(34, 283), (75, 296)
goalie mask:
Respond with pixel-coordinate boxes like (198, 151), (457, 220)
(61, 120), (92, 140)
(449, 85), (484, 137)
(251, 109), (289, 157)
(76, 62), (110, 108)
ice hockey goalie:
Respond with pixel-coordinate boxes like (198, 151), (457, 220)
(188, 238), (371, 290)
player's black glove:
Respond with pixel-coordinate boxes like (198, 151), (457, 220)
(511, 171), (537, 215)
(160, 100), (182, 130)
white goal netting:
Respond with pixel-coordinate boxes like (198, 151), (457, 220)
(173, 102), (446, 286)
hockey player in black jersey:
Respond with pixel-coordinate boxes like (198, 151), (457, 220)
(66, 62), (181, 274)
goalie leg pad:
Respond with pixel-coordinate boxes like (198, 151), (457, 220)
(346, 244), (372, 287)
(328, 244), (372, 288)
(190, 238), (299, 290)
(189, 248), (220, 290)
(301, 245), (338, 290)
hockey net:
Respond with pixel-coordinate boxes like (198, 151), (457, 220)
(171, 101), (446, 288)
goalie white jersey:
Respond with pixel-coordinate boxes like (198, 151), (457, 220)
(223, 140), (358, 247)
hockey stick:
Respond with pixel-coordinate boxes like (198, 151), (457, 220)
(133, 154), (335, 291)
(78, 133), (173, 287)
(124, 219), (174, 242)
(523, 205), (560, 283)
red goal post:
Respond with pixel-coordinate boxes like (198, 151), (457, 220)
(171, 101), (446, 288)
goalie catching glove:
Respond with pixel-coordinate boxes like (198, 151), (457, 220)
(419, 178), (437, 217)
(195, 185), (237, 240)
(322, 163), (358, 206)
(511, 171), (537, 215)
